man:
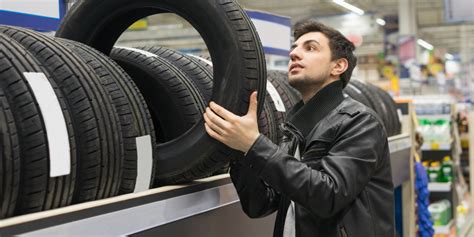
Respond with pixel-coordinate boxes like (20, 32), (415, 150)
(203, 20), (394, 237)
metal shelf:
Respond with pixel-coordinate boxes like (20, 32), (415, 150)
(389, 134), (412, 187)
(421, 140), (452, 151)
(417, 114), (452, 121)
(0, 174), (278, 236)
(428, 182), (452, 192)
(0, 134), (412, 236)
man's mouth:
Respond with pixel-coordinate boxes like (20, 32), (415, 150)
(289, 63), (304, 72)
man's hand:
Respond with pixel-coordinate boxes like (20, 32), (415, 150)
(204, 91), (260, 153)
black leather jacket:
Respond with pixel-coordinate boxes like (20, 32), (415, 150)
(230, 80), (395, 237)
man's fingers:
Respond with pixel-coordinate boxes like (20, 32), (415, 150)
(204, 122), (225, 142)
(205, 107), (230, 128)
(209, 102), (236, 121)
(204, 112), (226, 135)
(247, 91), (258, 116)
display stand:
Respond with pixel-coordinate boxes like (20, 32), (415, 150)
(0, 174), (275, 236)
(0, 137), (413, 236)
(413, 99), (474, 236)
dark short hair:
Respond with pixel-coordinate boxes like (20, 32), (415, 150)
(293, 19), (357, 87)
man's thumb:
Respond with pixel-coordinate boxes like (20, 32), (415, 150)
(247, 91), (258, 115)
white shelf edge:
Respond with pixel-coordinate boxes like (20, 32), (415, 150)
(421, 140), (452, 151)
(428, 182), (452, 192)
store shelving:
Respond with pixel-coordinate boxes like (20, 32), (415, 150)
(0, 134), (412, 236)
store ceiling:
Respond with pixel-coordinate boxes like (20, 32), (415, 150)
(240, 0), (444, 25)
(238, 0), (473, 56)
(118, 0), (474, 58)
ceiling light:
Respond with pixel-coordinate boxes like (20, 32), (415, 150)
(332, 0), (365, 16)
(417, 39), (434, 50)
(445, 53), (454, 60)
(376, 18), (386, 26)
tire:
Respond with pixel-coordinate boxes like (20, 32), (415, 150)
(267, 70), (301, 109)
(1, 26), (124, 205)
(56, 0), (267, 181)
(371, 84), (402, 136)
(56, 39), (157, 194)
(265, 75), (291, 143)
(140, 46), (213, 103)
(183, 54), (279, 177)
(259, 94), (279, 144)
(0, 32), (75, 215)
(180, 52), (280, 143)
(186, 55), (214, 80)
(348, 80), (390, 136)
(110, 47), (206, 143)
(0, 83), (20, 219)
(111, 47), (226, 184)
(344, 82), (372, 108)
(349, 80), (379, 111)
(364, 83), (392, 136)
(211, 95), (277, 177)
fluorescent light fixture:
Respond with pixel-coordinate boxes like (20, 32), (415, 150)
(376, 18), (386, 26)
(445, 53), (454, 60)
(332, 0), (365, 16)
(417, 39), (434, 50)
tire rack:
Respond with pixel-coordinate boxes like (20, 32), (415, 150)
(0, 134), (412, 236)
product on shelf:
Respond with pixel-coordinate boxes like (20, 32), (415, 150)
(441, 156), (453, 182)
(429, 199), (452, 226)
(428, 161), (441, 182)
(424, 159), (453, 183)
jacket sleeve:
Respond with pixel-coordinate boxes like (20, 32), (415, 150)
(245, 112), (388, 218)
(229, 152), (281, 218)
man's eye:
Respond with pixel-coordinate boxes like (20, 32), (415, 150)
(307, 46), (316, 51)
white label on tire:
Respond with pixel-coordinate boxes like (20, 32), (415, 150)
(266, 80), (286, 112)
(24, 72), (70, 177)
(115, 46), (158, 58)
(134, 135), (153, 193)
(187, 54), (213, 67)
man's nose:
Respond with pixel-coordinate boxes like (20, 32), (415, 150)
(289, 48), (301, 61)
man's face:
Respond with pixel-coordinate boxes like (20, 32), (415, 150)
(288, 32), (335, 93)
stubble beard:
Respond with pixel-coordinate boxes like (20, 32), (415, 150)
(289, 74), (327, 96)
(289, 75), (309, 92)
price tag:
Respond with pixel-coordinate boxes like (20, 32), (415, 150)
(431, 143), (440, 150)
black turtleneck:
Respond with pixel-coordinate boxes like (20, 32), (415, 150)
(286, 80), (345, 139)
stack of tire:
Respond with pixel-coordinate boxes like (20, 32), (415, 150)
(0, 26), (158, 219)
(0, 0), (267, 219)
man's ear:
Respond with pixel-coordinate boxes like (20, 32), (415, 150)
(331, 58), (349, 77)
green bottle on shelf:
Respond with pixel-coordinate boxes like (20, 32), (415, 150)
(429, 161), (441, 182)
(441, 156), (453, 182)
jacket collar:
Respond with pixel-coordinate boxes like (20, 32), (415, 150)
(286, 80), (345, 139)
